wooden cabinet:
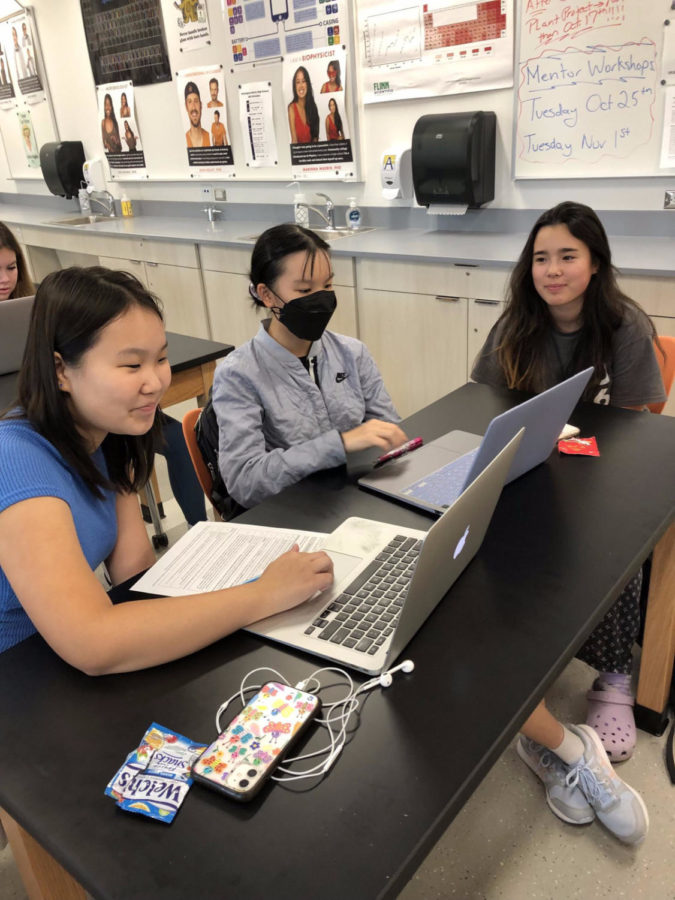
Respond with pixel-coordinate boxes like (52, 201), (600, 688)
(98, 240), (209, 338)
(359, 287), (467, 418)
(467, 298), (503, 379)
(199, 244), (358, 348)
(356, 258), (508, 418)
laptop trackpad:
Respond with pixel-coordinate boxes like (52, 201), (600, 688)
(324, 549), (363, 585)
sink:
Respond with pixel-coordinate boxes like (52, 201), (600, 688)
(239, 226), (376, 243)
(47, 215), (115, 227)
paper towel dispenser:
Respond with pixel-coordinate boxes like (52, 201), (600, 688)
(411, 112), (496, 209)
(39, 141), (86, 200)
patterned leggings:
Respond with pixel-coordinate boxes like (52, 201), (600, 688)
(576, 569), (642, 675)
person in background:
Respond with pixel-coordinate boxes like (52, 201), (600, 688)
(325, 97), (344, 141)
(119, 91), (131, 118)
(471, 201), (661, 843)
(0, 266), (333, 672)
(101, 92), (122, 154)
(211, 110), (227, 147)
(184, 81), (210, 148)
(211, 223), (406, 510)
(123, 120), (137, 152)
(320, 60), (342, 93)
(0, 222), (33, 301)
(288, 67), (319, 144)
(207, 77), (223, 108)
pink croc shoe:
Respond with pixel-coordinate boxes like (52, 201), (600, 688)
(586, 678), (636, 762)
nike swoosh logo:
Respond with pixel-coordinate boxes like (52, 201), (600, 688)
(335, 373), (348, 383)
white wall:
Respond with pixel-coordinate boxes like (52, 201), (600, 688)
(2, 0), (673, 212)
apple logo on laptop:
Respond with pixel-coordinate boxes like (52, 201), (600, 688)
(453, 526), (470, 559)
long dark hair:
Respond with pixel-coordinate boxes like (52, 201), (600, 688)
(291, 66), (319, 142)
(328, 98), (343, 137)
(0, 222), (33, 298)
(495, 201), (657, 396)
(8, 266), (165, 498)
(326, 60), (341, 89)
(248, 223), (330, 307)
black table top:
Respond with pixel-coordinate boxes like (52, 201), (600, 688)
(164, 331), (233, 372)
(1, 383), (674, 900)
(0, 332), (233, 409)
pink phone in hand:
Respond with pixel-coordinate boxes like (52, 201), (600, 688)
(374, 437), (423, 468)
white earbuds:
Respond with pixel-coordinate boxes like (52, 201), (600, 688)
(378, 659), (415, 688)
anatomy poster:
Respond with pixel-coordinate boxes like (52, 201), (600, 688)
(177, 65), (235, 174)
(97, 81), (147, 177)
(162, 0), (212, 53)
(358, 0), (514, 104)
(225, 0), (348, 66)
(284, 47), (354, 179)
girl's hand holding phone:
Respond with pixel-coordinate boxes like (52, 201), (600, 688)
(340, 419), (407, 453)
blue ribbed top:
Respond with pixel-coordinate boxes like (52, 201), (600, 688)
(0, 418), (117, 653)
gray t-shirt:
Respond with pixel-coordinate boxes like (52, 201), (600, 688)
(471, 305), (666, 407)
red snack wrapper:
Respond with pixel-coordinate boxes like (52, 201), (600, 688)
(557, 436), (600, 457)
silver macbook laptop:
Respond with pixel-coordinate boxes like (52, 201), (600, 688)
(358, 368), (593, 516)
(246, 428), (523, 675)
(0, 295), (34, 375)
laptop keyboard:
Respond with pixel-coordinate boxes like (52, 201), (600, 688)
(304, 534), (423, 655)
(403, 448), (478, 508)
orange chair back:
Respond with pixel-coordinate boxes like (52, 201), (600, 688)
(182, 408), (221, 518)
(648, 336), (675, 414)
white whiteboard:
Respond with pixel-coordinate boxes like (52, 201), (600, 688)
(514, 0), (675, 178)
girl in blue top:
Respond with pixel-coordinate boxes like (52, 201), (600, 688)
(0, 266), (333, 673)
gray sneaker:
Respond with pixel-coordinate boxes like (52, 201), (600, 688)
(566, 724), (649, 845)
(517, 736), (595, 825)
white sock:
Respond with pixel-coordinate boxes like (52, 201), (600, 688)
(553, 726), (584, 765)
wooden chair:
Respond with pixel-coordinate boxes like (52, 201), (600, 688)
(647, 335), (675, 414)
(182, 407), (222, 520)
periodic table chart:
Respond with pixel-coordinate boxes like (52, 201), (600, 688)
(226, 0), (349, 65)
(358, 0), (514, 104)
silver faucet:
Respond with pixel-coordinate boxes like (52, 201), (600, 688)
(296, 193), (337, 230)
(315, 193), (335, 229)
(88, 190), (116, 217)
(203, 205), (222, 223)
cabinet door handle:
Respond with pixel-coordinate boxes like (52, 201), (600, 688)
(474, 299), (499, 305)
(146, 261), (158, 268)
(435, 294), (460, 302)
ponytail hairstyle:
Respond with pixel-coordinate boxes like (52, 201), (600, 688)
(248, 223), (330, 306)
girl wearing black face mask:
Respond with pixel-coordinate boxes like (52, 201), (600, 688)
(210, 223), (406, 510)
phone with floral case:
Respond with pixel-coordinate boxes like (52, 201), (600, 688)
(192, 682), (321, 801)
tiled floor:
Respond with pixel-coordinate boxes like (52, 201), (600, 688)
(2, 472), (674, 899)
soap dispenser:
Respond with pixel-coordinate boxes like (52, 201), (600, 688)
(345, 197), (361, 230)
(288, 181), (309, 227)
(294, 191), (308, 227)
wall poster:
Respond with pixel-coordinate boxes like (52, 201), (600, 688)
(358, 0), (514, 104)
(17, 108), (39, 168)
(224, 0), (348, 66)
(97, 81), (147, 177)
(161, 0), (212, 53)
(283, 46), (354, 179)
(80, 0), (171, 86)
(176, 65), (235, 175)
(238, 81), (279, 168)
